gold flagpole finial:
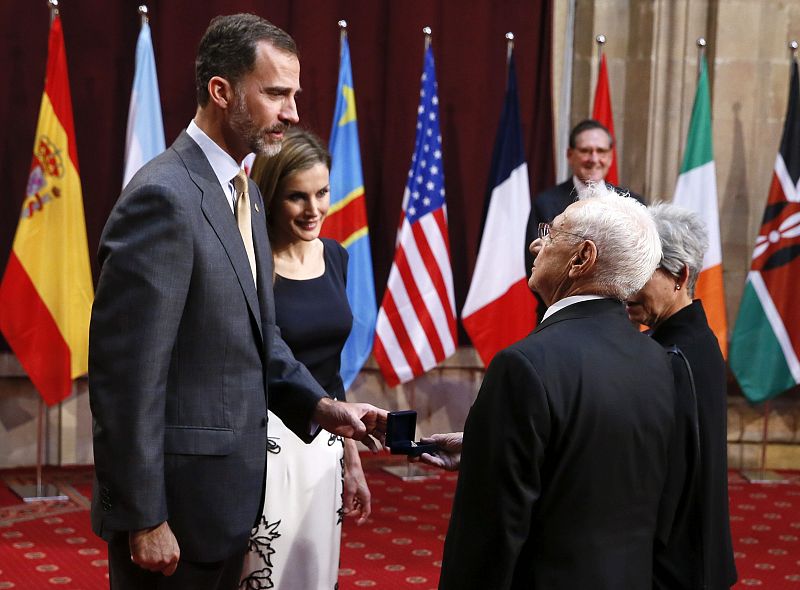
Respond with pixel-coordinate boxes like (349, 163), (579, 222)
(138, 5), (149, 26)
(423, 26), (432, 51)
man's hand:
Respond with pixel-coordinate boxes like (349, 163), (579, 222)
(343, 439), (371, 525)
(413, 432), (463, 471)
(129, 521), (180, 576)
(314, 398), (387, 451)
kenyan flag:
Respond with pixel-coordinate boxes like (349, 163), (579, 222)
(730, 57), (800, 403)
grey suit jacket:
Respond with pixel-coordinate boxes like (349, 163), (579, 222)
(439, 299), (678, 589)
(89, 131), (326, 562)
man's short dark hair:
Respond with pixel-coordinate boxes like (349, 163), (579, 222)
(569, 119), (613, 149)
(195, 13), (298, 106)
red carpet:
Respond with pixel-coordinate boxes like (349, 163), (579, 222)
(0, 462), (798, 589)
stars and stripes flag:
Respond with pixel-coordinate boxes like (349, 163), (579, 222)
(122, 16), (165, 187)
(461, 54), (537, 365)
(0, 14), (93, 405)
(672, 54), (728, 357)
(374, 45), (457, 387)
(322, 33), (377, 391)
(592, 52), (619, 185)
(730, 55), (800, 403)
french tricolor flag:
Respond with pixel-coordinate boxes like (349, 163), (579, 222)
(461, 54), (538, 366)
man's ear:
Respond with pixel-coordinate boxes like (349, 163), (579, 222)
(568, 240), (597, 278)
(208, 76), (234, 109)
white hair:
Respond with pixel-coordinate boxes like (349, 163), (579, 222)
(649, 202), (709, 296)
(570, 187), (662, 299)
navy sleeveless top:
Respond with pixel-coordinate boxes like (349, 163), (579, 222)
(272, 237), (353, 400)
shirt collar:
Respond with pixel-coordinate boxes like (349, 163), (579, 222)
(186, 120), (241, 200)
(542, 294), (606, 322)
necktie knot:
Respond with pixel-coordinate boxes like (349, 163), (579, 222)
(233, 170), (249, 199)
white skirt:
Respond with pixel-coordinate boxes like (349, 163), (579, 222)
(240, 410), (344, 590)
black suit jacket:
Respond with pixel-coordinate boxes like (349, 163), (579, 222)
(89, 131), (326, 562)
(439, 299), (678, 590)
(652, 301), (737, 589)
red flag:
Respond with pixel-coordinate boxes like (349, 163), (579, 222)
(592, 53), (619, 185)
(0, 16), (93, 405)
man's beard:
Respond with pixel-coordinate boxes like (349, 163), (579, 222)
(230, 92), (286, 157)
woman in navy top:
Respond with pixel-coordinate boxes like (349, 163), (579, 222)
(240, 128), (371, 590)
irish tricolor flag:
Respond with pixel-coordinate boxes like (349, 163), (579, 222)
(730, 57), (800, 403)
(672, 54), (728, 357)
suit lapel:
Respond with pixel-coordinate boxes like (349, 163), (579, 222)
(173, 132), (263, 340)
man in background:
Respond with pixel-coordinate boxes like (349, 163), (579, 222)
(89, 14), (385, 590)
(524, 119), (642, 283)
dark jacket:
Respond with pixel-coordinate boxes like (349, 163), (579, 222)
(89, 131), (326, 562)
(651, 300), (737, 589)
(440, 299), (678, 589)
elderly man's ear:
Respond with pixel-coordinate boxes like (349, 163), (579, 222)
(568, 241), (597, 278)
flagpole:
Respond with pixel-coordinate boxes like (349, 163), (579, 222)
(423, 26), (431, 51)
(139, 4), (149, 26)
(505, 32), (514, 66)
(595, 34), (606, 77)
(740, 39), (798, 486)
(10, 0), (71, 503)
(696, 37), (706, 81)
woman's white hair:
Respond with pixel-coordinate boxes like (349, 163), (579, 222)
(571, 185), (662, 300)
(649, 202), (709, 297)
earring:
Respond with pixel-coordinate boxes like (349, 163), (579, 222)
(675, 284), (681, 290)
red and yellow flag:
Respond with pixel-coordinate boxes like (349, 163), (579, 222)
(0, 15), (93, 406)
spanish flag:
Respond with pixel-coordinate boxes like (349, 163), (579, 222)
(0, 15), (93, 406)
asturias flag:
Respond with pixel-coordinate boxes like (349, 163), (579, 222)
(592, 53), (619, 185)
(461, 55), (537, 366)
(672, 54), (728, 357)
(321, 35), (377, 391)
(730, 56), (800, 403)
(122, 18), (165, 187)
(0, 15), (94, 406)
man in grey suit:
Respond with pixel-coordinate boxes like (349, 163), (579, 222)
(89, 14), (386, 590)
(428, 194), (683, 589)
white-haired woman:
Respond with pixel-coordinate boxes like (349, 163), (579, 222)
(626, 203), (736, 590)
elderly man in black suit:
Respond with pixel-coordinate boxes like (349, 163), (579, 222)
(435, 193), (682, 589)
(524, 119), (643, 292)
(89, 14), (386, 590)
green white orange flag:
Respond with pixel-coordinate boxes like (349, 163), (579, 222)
(0, 15), (93, 406)
(672, 54), (728, 357)
(730, 57), (800, 403)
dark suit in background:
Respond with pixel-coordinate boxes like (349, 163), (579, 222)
(439, 299), (678, 590)
(651, 300), (737, 589)
(89, 131), (326, 574)
(524, 179), (644, 277)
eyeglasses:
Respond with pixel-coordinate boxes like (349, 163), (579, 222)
(538, 222), (586, 242)
(574, 147), (612, 157)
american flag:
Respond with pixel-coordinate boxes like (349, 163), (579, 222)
(374, 45), (457, 387)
